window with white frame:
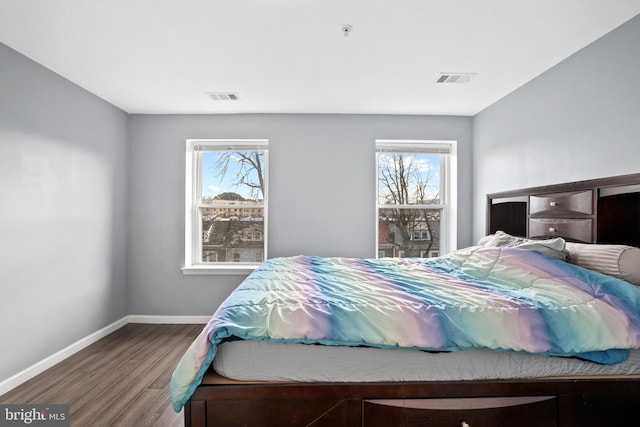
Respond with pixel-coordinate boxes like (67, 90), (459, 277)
(184, 139), (268, 274)
(376, 140), (456, 258)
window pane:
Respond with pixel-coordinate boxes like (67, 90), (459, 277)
(378, 153), (440, 205)
(378, 208), (441, 258)
(201, 151), (265, 201)
(201, 207), (264, 263)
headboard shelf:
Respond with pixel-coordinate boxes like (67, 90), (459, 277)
(487, 173), (640, 247)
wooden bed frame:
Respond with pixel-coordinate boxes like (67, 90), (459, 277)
(186, 374), (640, 426)
(184, 173), (640, 427)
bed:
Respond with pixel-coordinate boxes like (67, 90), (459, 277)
(172, 173), (640, 427)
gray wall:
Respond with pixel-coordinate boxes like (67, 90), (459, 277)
(0, 43), (130, 381)
(472, 14), (640, 243)
(128, 114), (473, 315)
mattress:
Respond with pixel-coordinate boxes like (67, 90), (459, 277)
(213, 340), (640, 382)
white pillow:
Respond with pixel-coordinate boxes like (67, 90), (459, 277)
(565, 243), (640, 286)
(478, 231), (568, 260)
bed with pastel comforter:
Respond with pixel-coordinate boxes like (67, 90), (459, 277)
(170, 245), (640, 421)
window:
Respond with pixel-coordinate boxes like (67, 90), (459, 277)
(183, 139), (268, 274)
(410, 230), (430, 241)
(376, 140), (456, 258)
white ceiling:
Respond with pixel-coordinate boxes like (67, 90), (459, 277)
(1, 1), (639, 116)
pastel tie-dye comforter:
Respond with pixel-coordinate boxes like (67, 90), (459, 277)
(170, 246), (640, 411)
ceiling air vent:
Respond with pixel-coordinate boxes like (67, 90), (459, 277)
(206, 92), (240, 101)
(436, 73), (476, 84)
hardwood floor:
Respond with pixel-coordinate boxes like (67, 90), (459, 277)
(0, 323), (203, 427)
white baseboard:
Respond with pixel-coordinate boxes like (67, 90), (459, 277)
(0, 316), (128, 397)
(0, 315), (210, 397)
(128, 315), (210, 324)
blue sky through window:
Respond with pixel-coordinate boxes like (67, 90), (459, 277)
(201, 151), (264, 200)
(378, 153), (441, 205)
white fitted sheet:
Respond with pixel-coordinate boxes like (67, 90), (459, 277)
(213, 340), (640, 382)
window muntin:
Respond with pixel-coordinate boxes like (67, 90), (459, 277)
(184, 140), (268, 274)
(376, 140), (456, 258)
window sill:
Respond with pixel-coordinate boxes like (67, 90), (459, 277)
(181, 264), (258, 275)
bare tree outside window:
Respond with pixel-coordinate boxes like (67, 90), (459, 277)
(213, 151), (265, 200)
(377, 152), (442, 258)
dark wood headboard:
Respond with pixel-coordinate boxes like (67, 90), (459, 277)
(487, 173), (640, 247)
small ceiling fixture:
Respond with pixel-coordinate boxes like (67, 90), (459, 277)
(436, 73), (476, 84)
(342, 25), (353, 37)
(206, 92), (240, 101)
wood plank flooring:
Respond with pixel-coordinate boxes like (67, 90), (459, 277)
(0, 323), (203, 427)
